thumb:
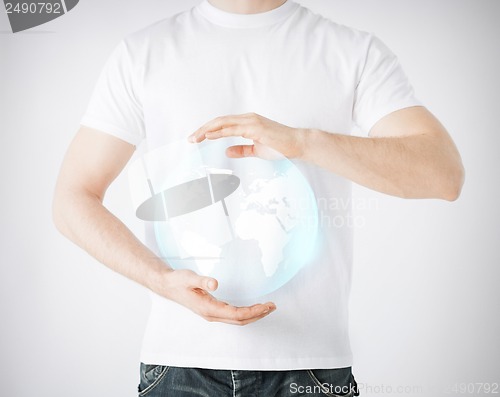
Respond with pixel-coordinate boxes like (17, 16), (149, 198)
(190, 273), (218, 291)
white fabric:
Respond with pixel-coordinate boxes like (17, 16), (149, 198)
(82, 0), (421, 370)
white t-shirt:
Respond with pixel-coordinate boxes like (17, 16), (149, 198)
(82, 0), (420, 370)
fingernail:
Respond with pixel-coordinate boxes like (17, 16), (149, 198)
(188, 135), (196, 143)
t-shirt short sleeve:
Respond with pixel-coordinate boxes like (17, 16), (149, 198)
(352, 35), (422, 135)
(81, 41), (145, 146)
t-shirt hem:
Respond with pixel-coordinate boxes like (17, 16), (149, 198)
(138, 352), (353, 371)
(81, 116), (143, 146)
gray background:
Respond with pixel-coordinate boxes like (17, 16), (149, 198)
(1, 0), (499, 396)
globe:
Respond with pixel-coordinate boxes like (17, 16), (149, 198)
(130, 139), (318, 302)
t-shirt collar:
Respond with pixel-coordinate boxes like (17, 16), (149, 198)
(196, 0), (299, 29)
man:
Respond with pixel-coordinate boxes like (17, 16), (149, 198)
(53, 0), (464, 396)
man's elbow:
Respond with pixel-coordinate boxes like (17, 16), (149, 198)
(430, 131), (465, 202)
(439, 162), (465, 202)
(51, 185), (83, 238)
(52, 188), (71, 237)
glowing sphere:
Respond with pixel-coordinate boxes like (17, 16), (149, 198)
(130, 139), (318, 302)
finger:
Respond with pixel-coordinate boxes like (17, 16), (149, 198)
(201, 300), (276, 322)
(204, 306), (276, 326)
(226, 145), (256, 158)
(204, 125), (252, 141)
(188, 115), (251, 143)
(231, 303), (277, 324)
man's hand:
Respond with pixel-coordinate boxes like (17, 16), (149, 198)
(188, 107), (464, 200)
(155, 269), (276, 326)
(53, 127), (276, 327)
(188, 112), (305, 159)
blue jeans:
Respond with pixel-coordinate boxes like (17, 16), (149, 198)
(138, 363), (359, 397)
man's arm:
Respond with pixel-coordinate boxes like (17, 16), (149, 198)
(189, 106), (465, 200)
(52, 126), (276, 325)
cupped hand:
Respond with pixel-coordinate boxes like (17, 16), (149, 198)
(156, 268), (276, 326)
(188, 113), (306, 160)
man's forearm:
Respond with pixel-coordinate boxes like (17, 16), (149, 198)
(300, 129), (464, 200)
(52, 189), (170, 293)
(190, 109), (464, 201)
(53, 127), (275, 325)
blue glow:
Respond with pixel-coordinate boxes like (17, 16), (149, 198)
(150, 139), (318, 301)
